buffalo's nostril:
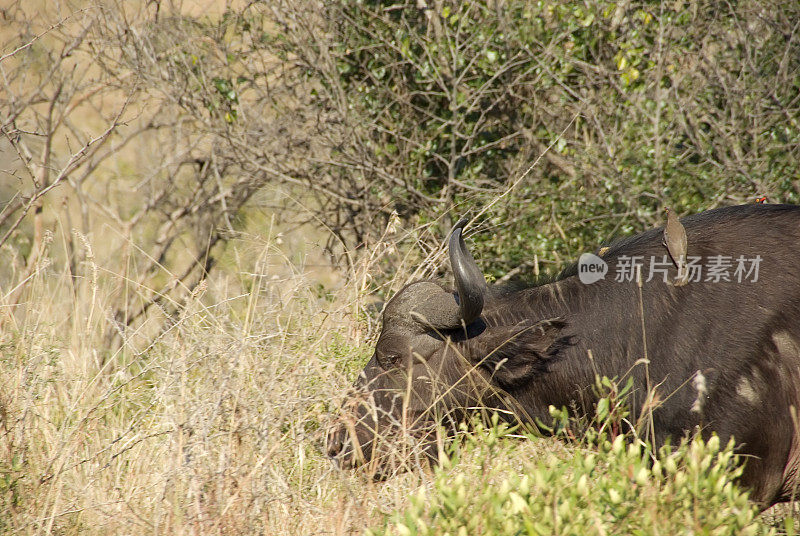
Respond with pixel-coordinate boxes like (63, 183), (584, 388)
(326, 429), (344, 459)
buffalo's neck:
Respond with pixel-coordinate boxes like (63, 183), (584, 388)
(493, 275), (650, 427)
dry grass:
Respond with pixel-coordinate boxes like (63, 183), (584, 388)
(0, 3), (468, 530)
(0, 217), (440, 535)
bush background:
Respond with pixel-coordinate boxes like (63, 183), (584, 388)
(1, 0), (799, 533)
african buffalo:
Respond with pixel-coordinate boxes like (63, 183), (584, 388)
(327, 204), (800, 506)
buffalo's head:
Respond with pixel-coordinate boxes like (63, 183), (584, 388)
(326, 219), (566, 476)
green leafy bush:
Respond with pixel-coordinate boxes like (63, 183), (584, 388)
(267, 0), (800, 279)
(372, 422), (770, 536)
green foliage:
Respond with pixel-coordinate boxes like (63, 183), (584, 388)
(371, 420), (769, 536)
(270, 0), (800, 278)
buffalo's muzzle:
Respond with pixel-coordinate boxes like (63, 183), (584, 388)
(326, 424), (366, 469)
(326, 427), (345, 460)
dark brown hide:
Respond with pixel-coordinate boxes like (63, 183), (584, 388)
(327, 204), (800, 506)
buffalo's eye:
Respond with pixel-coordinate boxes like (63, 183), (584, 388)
(376, 350), (401, 370)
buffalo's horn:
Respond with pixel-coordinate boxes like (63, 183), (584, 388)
(449, 217), (486, 325)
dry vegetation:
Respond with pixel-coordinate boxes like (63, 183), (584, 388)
(0, 3), (451, 532)
(0, 220), (418, 534)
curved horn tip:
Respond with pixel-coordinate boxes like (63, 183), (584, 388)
(451, 217), (469, 234)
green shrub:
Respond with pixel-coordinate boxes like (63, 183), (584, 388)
(267, 0), (800, 280)
(373, 422), (769, 536)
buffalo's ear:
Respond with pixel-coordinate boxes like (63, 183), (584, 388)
(472, 318), (567, 388)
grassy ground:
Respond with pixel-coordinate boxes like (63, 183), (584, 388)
(0, 220), (425, 534)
